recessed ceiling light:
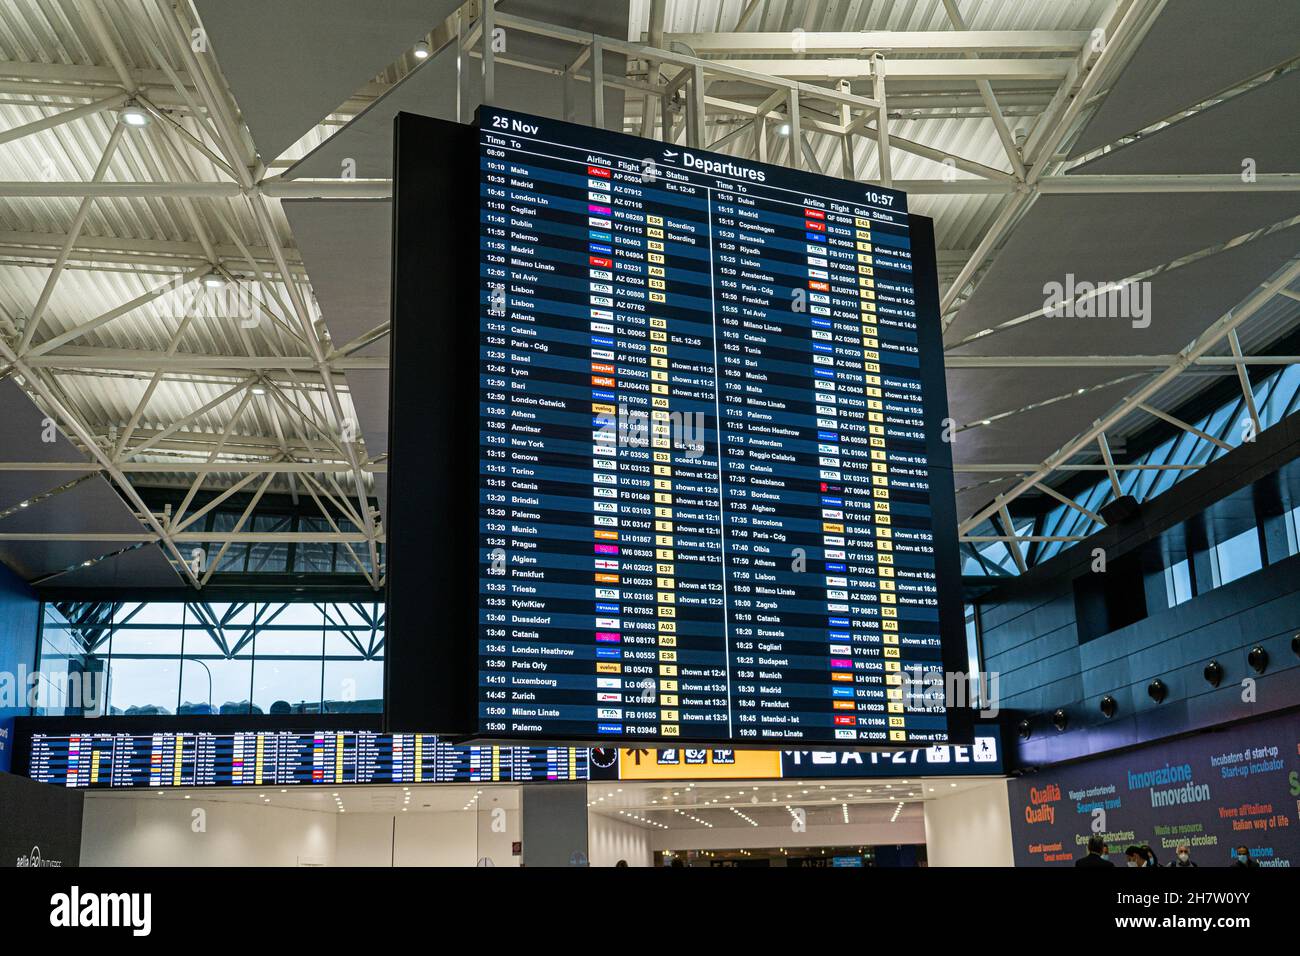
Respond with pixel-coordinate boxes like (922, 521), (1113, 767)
(413, 40), (430, 59)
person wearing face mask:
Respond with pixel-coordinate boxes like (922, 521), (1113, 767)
(1232, 845), (1260, 867)
(1124, 845), (1149, 868)
(1076, 835), (1114, 867)
(1169, 844), (1196, 867)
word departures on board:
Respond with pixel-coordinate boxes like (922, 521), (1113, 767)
(388, 107), (965, 749)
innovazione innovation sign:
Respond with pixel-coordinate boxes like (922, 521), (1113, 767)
(1007, 710), (1300, 866)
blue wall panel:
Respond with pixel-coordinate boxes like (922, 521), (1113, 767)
(0, 562), (38, 772)
(987, 552), (1300, 768)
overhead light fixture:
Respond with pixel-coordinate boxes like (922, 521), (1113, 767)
(202, 274), (225, 289)
(1051, 708), (1068, 732)
(776, 123), (791, 136)
(1248, 646), (1269, 674)
(1147, 678), (1168, 703)
(251, 386), (266, 395)
(1099, 695), (1117, 718)
(119, 101), (151, 127)
(413, 40), (430, 59)
(1203, 660), (1224, 687)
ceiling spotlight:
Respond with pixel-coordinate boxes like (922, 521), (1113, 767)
(202, 274), (225, 289)
(1147, 678), (1168, 703)
(119, 101), (151, 127)
(776, 123), (791, 136)
(413, 40), (431, 59)
(1203, 660), (1224, 687)
(1099, 695), (1117, 719)
(251, 386), (266, 395)
(1292, 634), (1300, 658)
(1017, 719), (1032, 740)
(1051, 708), (1068, 732)
(1247, 646), (1269, 674)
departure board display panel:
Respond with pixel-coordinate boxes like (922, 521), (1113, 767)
(22, 730), (588, 788)
(475, 107), (963, 747)
(16, 723), (1001, 787)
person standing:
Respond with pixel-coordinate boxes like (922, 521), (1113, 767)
(1123, 845), (1150, 867)
(1169, 844), (1197, 867)
(1075, 835), (1114, 867)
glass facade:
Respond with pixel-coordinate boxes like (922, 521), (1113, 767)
(963, 364), (1300, 577)
(191, 505), (381, 576)
(35, 600), (384, 717)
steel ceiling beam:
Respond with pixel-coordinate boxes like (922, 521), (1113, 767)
(0, 337), (202, 587)
(0, 532), (379, 543)
(666, 30), (1092, 55)
(708, 58), (1073, 83)
(15, 172), (1299, 200)
(941, 0), (1159, 321)
(22, 348), (386, 372)
(958, 255), (1300, 534)
(945, 355), (1300, 368)
(0, 461), (385, 473)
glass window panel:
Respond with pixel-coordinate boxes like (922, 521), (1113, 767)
(180, 603), (254, 715)
(246, 514), (291, 572)
(1280, 367), (1300, 418)
(209, 511), (250, 572)
(35, 606), (78, 715)
(1164, 559), (1193, 608)
(106, 604), (183, 716)
(251, 602), (322, 714)
(294, 518), (335, 572)
(1213, 526), (1262, 587)
(323, 624), (370, 657)
(963, 604), (981, 707)
(326, 601), (377, 627)
(115, 601), (185, 627)
(179, 654), (253, 715)
(37, 603), (112, 717)
(323, 658), (383, 713)
(252, 658), (322, 715)
(1204, 402), (1238, 447)
(336, 519), (373, 574)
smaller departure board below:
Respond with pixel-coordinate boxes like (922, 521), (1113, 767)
(477, 107), (958, 746)
(24, 731), (589, 788)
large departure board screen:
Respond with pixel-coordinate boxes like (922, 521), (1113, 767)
(469, 107), (963, 747)
(21, 730), (587, 788)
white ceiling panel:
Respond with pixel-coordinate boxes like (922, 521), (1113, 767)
(194, 0), (463, 163)
(1070, 0), (1300, 155)
(943, 193), (1300, 345)
(1073, 70), (1300, 175)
